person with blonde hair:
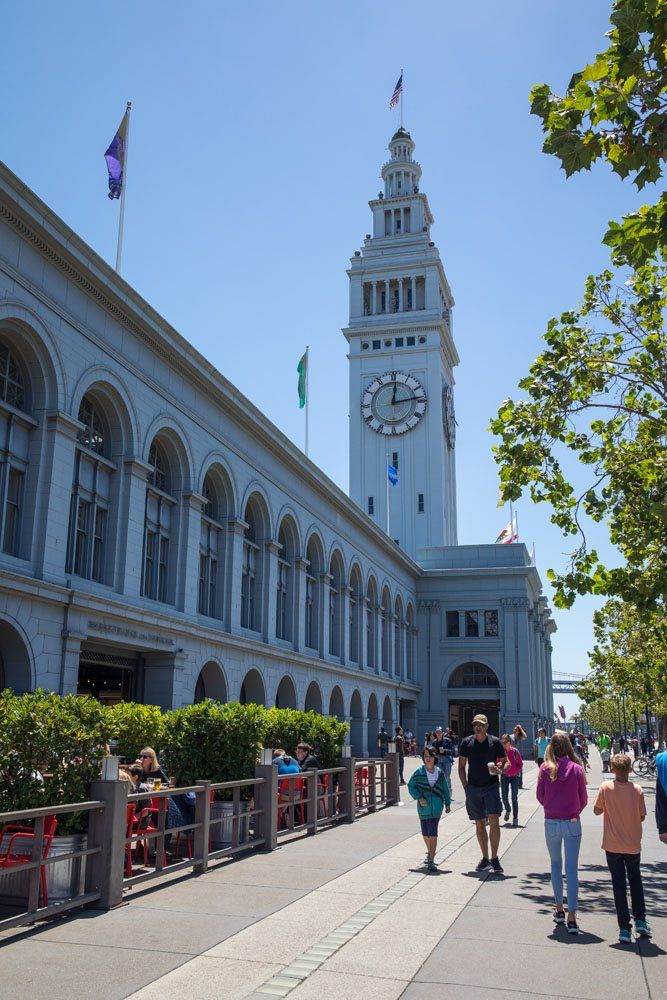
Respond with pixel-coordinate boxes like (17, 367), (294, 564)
(137, 747), (168, 784)
(536, 731), (588, 934)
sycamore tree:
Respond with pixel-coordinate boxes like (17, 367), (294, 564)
(492, 0), (667, 609)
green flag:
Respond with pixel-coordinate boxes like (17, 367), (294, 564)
(297, 350), (308, 408)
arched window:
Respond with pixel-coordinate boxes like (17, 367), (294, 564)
(304, 536), (323, 651)
(66, 394), (114, 583)
(77, 396), (105, 454)
(0, 343), (26, 411)
(241, 500), (261, 631)
(276, 519), (296, 641)
(0, 341), (31, 558)
(449, 662), (499, 688)
(328, 551), (344, 657)
(381, 587), (391, 673)
(198, 473), (222, 619)
(142, 436), (175, 603)
(348, 565), (362, 665)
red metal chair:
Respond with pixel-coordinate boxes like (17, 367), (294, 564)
(277, 776), (306, 829)
(0, 814), (58, 907)
(317, 773), (329, 818)
(355, 766), (369, 807)
(136, 797), (168, 867)
(124, 803), (139, 878)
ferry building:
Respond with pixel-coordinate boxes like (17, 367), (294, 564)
(0, 127), (555, 751)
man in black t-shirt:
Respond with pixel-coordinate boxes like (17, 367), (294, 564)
(458, 714), (509, 874)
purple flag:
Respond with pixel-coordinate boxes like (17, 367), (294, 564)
(104, 111), (128, 200)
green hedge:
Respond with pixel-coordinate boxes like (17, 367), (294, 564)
(0, 691), (349, 823)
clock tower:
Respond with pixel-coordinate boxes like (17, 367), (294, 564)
(343, 127), (459, 558)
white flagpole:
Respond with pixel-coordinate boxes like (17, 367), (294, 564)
(400, 67), (404, 128)
(305, 345), (310, 458)
(514, 507), (519, 543)
(115, 101), (132, 274)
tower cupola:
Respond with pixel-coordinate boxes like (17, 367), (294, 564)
(381, 128), (422, 199)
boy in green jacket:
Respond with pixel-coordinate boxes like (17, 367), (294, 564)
(408, 746), (452, 871)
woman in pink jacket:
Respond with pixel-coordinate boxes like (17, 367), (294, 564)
(536, 731), (588, 934)
(500, 734), (523, 826)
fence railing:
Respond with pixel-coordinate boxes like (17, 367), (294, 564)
(0, 752), (399, 931)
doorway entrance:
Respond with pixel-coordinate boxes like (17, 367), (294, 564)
(77, 646), (139, 704)
(449, 700), (500, 739)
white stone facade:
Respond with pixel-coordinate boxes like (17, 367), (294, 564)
(0, 126), (556, 750)
(0, 161), (420, 756)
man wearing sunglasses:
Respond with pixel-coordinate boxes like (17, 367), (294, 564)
(458, 714), (509, 873)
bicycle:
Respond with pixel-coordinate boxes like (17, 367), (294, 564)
(632, 755), (656, 776)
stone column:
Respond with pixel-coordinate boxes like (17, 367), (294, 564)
(263, 539), (281, 643)
(34, 411), (81, 584)
(179, 491), (206, 615)
(59, 626), (85, 696)
(400, 621), (408, 680)
(411, 277), (416, 310)
(387, 613), (397, 676)
(398, 278), (404, 312)
(384, 280), (390, 312)
(118, 457), (152, 598)
(143, 650), (188, 710)
(372, 281), (378, 315)
(225, 517), (248, 632)
(500, 598), (519, 717)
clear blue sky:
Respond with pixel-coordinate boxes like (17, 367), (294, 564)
(3, 1), (645, 718)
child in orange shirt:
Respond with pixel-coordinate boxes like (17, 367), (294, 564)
(593, 753), (650, 943)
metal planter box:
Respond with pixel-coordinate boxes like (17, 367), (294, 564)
(0, 833), (87, 906)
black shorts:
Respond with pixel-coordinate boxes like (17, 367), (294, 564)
(420, 817), (440, 837)
(465, 783), (502, 821)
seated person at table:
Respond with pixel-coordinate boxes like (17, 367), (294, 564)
(136, 747), (168, 784)
(273, 749), (301, 775)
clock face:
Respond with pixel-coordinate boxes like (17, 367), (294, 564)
(362, 371), (427, 435)
(443, 384), (456, 447)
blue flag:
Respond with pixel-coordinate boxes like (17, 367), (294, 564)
(388, 464), (398, 486)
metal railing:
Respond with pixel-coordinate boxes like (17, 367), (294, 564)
(0, 752), (399, 930)
(354, 758), (395, 815)
(0, 800), (104, 932)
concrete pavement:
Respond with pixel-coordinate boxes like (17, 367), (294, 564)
(1, 752), (664, 999)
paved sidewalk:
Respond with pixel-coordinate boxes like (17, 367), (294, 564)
(1, 754), (665, 1000)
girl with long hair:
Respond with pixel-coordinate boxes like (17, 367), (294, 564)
(536, 731), (588, 934)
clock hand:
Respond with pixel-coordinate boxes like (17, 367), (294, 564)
(391, 383), (397, 405)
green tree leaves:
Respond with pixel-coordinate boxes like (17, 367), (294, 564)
(493, 1), (667, 610)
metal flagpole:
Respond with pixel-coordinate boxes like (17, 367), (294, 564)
(400, 68), (404, 128)
(115, 101), (132, 274)
(509, 500), (515, 542)
(305, 345), (309, 458)
(513, 506), (519, 543)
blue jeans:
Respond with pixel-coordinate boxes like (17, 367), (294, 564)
(501, 775), (519, 820)
(544, 819), (582, 910)
(440, 757), (453, 793)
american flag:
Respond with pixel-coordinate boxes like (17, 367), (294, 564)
(389, 73), (403, 109)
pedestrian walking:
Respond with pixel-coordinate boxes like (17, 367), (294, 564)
(593, 753), (651, 943)
(431, 725), (455, 797)
(536, 731), (588, 934)
(458, 714), (509, 874)
(534, 727), (549, 767)
(654, 746), (667, 844)
(512, 725), (527, 787)
(500, 734), (523, 826)
(395, 725), (406, 785)
(408, 746), (451, 872)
